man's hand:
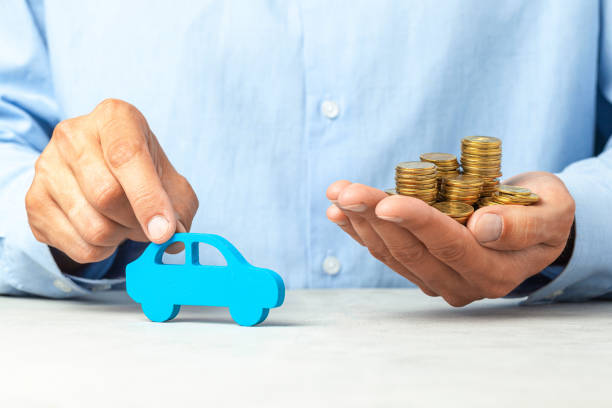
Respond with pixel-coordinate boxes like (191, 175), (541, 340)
(26, 99), (199, 264)
(326, 172), (575, 306)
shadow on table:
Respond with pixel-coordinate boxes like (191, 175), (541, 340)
(398, 299), (612, 321)
(170, 316), (301, 327)
(63, 291), (301, 327)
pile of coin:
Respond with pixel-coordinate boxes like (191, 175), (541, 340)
(386, 136), (541, 224)
(394, 161), (438, 205)
(432, 201), (475, 225)
(419, 153), (460, 185)
(460, 136), (502, 198)
(489, 185), (539, 205)
(439, 175), (484, 206)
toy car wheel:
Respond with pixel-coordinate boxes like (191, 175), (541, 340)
(142, 302), (181, 322)
(229, 306), (269, 326)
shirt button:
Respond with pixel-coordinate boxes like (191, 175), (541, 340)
(321, 100), (340, 119)
(53, 279), (72, 293)
(322, 256), (341, 275)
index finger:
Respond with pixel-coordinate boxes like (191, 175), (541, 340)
(96, 102), (176, 243)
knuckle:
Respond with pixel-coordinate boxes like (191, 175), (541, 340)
(175, 174), (199, 210)
(96, 98), (138, 118)
(561, 197), (576, 226)
(183, 177), (200, 215)
(192, 190), (200, 213)
(444, 295), (471, 308)
(81, 219), (116, 246)
(53, 119), (74, 140)
(33, 155), (49, 176)
(24, 187), (40, 212)
(420, 287), (439, 297)
(105, 137), (146, 169)
(30, 227), (46, 243)
(52, 118), (89, 163)
(567, 195), (576, 216)
(91, 180), (123, 211)
(428, 238), (467, 263)
(131, 190), (160, 217)
(387, 242), (427, 266)
(72, 244), (110, 264)
(507, 214), (537, 246)
(368, 246), (391, 264)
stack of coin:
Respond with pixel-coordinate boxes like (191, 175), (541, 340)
(419, 153), (460, 184)
(460, 136), (502, 198)
(490, 185), (539, 205)
(394, 161), (438, 205)
(439, 175), (484, 205)
(432, 201), (474, 225)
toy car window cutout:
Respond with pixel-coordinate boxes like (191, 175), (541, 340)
(160, 241), (186, 265)
(192, 242), (227, 266)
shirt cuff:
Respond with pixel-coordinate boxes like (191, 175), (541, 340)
(0, 159), (123, 297)
(521, 166), (612, 304)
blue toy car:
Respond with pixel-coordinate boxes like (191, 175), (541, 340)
(126, 233), (285, 326)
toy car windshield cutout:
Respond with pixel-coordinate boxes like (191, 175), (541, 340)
(126, 233), (285, 326)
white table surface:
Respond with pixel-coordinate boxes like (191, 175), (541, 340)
(1, 289), (611, 408)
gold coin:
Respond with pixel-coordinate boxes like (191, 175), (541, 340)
(396, 185), (438, 191)
(384, 188), (397, 195)
(395, 175), (438, 182)
(441, 191), (481, 199)
(396, 161), (437, 172)
(491, 195), (522, 205)
(461, 149), (502, 157)
(442, 194), (481, 200)
(461, 135), (502, 147)
(442, 195), (480, 202)
(396, 180), (438, 187)
(433, 201), (474, 218)
(462, 169), (503, 177)
(397, 189), (438, 196)
(463, 172), (503, 179)
(420, 153), (458, 163)
(444, 175), (484, 187)
(460, 158), (502, 166)
(497, 185), (531, 196)
(441, 185), (482, 193)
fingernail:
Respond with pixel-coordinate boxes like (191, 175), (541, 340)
(339, 203), (367, 212)
(335, 220), (348, 226)
(475, 213), (502, 243)
(147, 215), (170, 241)
(377, 215), (403, 223)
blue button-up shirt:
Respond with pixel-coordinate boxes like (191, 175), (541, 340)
(1, 0), (612, 303)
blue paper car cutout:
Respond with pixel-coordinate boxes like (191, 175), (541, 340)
(126, 233), (285, 326)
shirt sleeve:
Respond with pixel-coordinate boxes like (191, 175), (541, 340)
(0, 0), (119, 298)
(521, 1), (612, 304)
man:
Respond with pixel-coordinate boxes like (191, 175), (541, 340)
(1, 1), (611, 306)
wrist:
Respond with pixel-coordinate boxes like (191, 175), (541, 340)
(49, 246), (117, 279)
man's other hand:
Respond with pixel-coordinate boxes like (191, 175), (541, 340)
(26, 99), (199, 264)
(326, 172), (575, 306)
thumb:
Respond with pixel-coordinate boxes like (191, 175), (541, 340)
(467, 204), (560, 251)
